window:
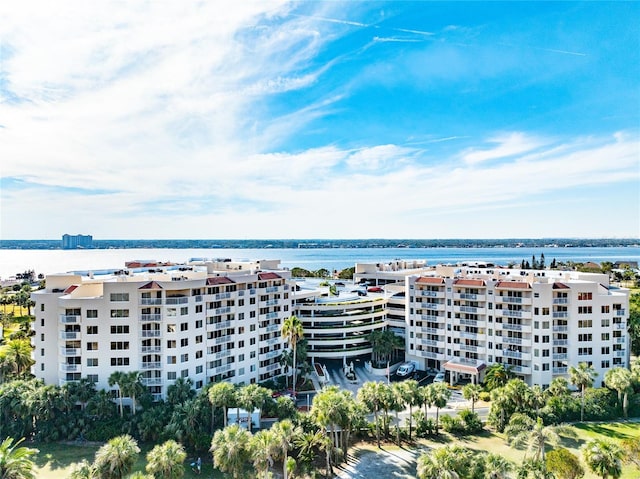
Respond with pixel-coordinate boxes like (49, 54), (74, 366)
(86, 374), (98, 383)
(167, 324), (176, 333)
(250, 324), (256, 332)
(110, 325), (130, 334)
(180, 338), (189, 347)
(86, 309), (98, 318)
(601, 333), (610, 341)
(250, 338), (256, 345)
(578, 306), (592, 314)
(542, 308), (549, 316)
(578, 347), (593, 356)
(181, 353), (189, 362)
(601, 305), (610, 313)
(250, 351), (256, 359)
(180, 322), (188, 331)
(87, 326), (98, 334)
(167, 340), (176, 348)
(168, 371), (177, 380)
(195, 350), (203, 359)
(578, 334), (593, 342)
(195, 305), (203, 313)
(601, 319), (610, 327)
(110, 341), (130, 350)
(111, 357), (130, 366)
(239, 340), (245, 348)
(578, 292), (593, 300)
(167, 356), (176, 364)
(110, 309), (129, 318)
(601, 360), (610, 368)
(110, 293), (129, 302)
(40, 304), (45, 312)
(181, 369), (189, 378)
(578, 319), (593, 328)
(542, 363), (550, 371)
(87, 342), (98, 350)
(196, 365), (203, 374)
(87, 358), (98, 367)
(542, 349), (550, 357)
(239, 354), (245, 361)
(195, 319), (203, 328)
(181, 307), (188, 315)
(601, 346), (610, 355)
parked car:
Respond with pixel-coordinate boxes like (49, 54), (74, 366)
(396, 361), (416, 378)
(367, 286), (384, 293)
(433, 372), (446, 383)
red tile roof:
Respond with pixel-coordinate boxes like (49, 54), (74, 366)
(416, 277), (445, 284)
(139, 281), (163, 290)
(496, 281), (531, 289)
(258, 272), (281, 280)
(454, 279), (485, 287)
(552, 282), (570, 289)
(206, 277), (235, 285)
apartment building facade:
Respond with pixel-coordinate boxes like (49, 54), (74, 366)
(31, 259), (290, 401)
(406, 266), (630, 387)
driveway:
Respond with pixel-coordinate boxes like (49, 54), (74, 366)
(334, 444), (430, 479)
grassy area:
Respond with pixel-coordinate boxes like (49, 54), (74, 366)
(31, 421), (640, 478)
(30, 441), (224, 479)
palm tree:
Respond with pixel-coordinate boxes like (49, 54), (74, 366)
(545, 447), (585, 479)
(108, 371), (126, 417)
(93, 434), (140, 479)
(250, 429), (278, 479)
(118, 371), (145, 415)
(311, 386), (348, 468)
(397, 379), (421, 441)
(208, 381), (236, 428)
(581, 439), (623, 479)
(271, 419), (301, 479)
(236, 384), (270, 433)
(431, 382), (451, 432)
(569, 362), (597, 422)
(505, 413), (574, 463)
(68, 459), (94, 479)
(145, 439), (186, 479)
(604, 367), (633, 418)
(483, 453), (513, 479)
(210, 424), (252, 479)
(462, 383), (482, 414)
(357, 381), (386, 447)
(0, 437), (38, 479)
(281, 316), (304, 396)
(166, 377), (195, 406)
(279, 350), (294, 389)
(391, 382), (405, 445)
(483, 363), (514, 391)
(547, 377), (570, 397)
(294, 430), (324, 474)
(417, 445), (472, 479)
(64, 377), (97, 411)
(4, 339), (33, 379)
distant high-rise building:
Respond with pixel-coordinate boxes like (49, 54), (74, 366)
(62, 234), (93, 249)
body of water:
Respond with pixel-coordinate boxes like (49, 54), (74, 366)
(0, 246), (637, 280)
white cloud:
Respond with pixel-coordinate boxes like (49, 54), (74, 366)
(462, 132), (546, 164)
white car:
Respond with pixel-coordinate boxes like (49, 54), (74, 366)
(396, 362), (416, 378)
(433, 372), (445, 383)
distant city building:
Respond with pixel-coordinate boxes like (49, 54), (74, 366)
(62, 234), (93, 249)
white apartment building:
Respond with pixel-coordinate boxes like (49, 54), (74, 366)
(405, 265), (630, 387)
(31, 259), (291, 401)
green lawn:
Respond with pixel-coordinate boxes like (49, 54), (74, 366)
(31, 441), (224, 479)
(31, 421), (640, 478)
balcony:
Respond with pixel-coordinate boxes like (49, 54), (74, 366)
(502, 323), (524, 332)
(215, 364), (232, 375)
(503, 337), (523, 346)
(215, 292), (231, 300)
(421, 302), (444, 311)
(140, 314), (162, 322)
(261, 363), (280, 373)
(458, 318), (483, 327)
(553, 298), (569, 304)
(501, 309), (529, 319)
(456, 305), (486, 315)
(264, 350), (281, 360)
(140, 298), (162, 305)
(141, 362), (162, 370)
(510, 365), (532, 374)
(553, 367), (568, 374)
(420, 326), (444, 335)
(460, 344), (484, 353)
(265, 323), (281, 333)
(421, 338), (445, 348)
(214, 320), (232, 331)
(265, 286), (280, 293)
(553, 312), (568, 319)
(215, 350), (231, 360)
(60, 331), (80, 340)
(553, 353), (568, 360)
(553, 339), (568, 346)
(415, 350), (440, 359)
(60, 364), (81, 372)
(166, 297), (189, 305)
(194, 295), (203, 302)
(141, 330), (161, 338)
(552, 325), (568, 332)
(215, 336), (232, 345)
(215, 306), (231, 315)
(613, 309), (625, 316)
(265, 299), (279, 306)
(59, 347), (80, 356)
(265, 337), (281, 346)
(615, 337), (626, 344)
(420, 290), (444, 298)
(141, 377), (163, 386)
(615, 350), (626, 357)
(59, 315), (80, 324)
(141, 346), (161, 353)
(614, 323), (626, 330)
(455, 293), (486, 301)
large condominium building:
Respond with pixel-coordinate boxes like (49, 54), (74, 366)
(62, 234), (93, 249)
(31, 259), (291, 401)
(403, 265), (630, 387)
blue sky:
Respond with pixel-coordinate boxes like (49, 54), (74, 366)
(1, 1), (638, 239)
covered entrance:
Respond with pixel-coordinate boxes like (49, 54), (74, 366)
(443, 359), (486, 385)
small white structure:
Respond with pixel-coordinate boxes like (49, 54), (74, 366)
(227, 408), (261, 430)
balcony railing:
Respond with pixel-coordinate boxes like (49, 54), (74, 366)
(141, 346), (162, 353)
(552, 325), (568, 332)
(500, 296), (523, 304)
(215, 292), (231, 300)
(421, 290), (442, 298)
(141, 330), (161, 338)
(265, 286), (280, 293)
(59, 347), (80, 356)
(553, 339), (568, 346)
(264, 350), (280, 360)
(214, 320), (232, 331)
(553, 367), (568, 374)
(215, 336), (232, 345)
(166, 297), (189, 304)
(215, 306), (231, 315)
(415, 350), (440, 359)
(553, 298), (569, 304)
(140, 314), (162, 321)
(59, 315), (80, 324)
(215, 350), (231, 360)
(141, 362), (162, 370)
(503, 323), (523, 331)
(553, 353), (568, 360)
(502, 309), (523, 318)
(141, 377), (163, 386)
(60, 364), (81, 372)
(140, 298), (162, 305)
(60, 331), (80, 340)
(553, 312), (568, 318)
(615, 350), (626, 357)
(503, 337), (523, 345)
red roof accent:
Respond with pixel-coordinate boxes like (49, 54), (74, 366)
(258, 272), (281, 280)
(496, 281), (531, 289)
(206, 277), (235, 285)
(416, 277), (445, 284)
(63, 285), (78, 294)
(454, 279), (485, 287)
(139, 281), (163, 290)
(552, 282), (570, 289)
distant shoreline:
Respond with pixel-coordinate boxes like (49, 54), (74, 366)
(1, 238), (638, 250)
